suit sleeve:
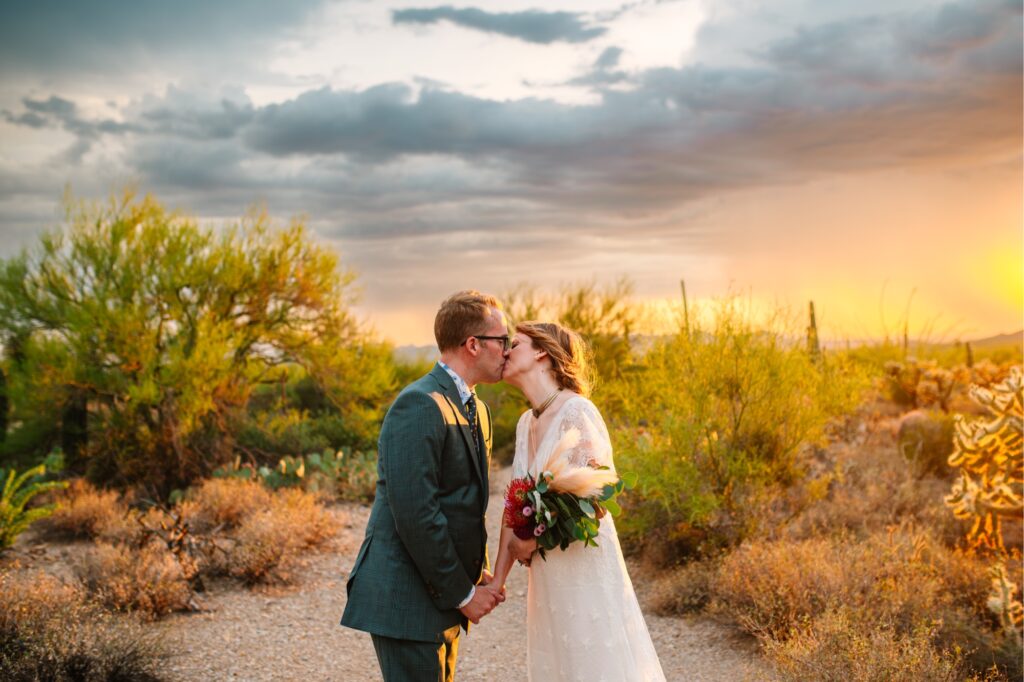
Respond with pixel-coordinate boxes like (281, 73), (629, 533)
(380, 389), (475, 610)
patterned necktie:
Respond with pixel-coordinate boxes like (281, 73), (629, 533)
(465, 394), (483, 458)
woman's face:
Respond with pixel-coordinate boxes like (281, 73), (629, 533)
(501, 332), (538, 384)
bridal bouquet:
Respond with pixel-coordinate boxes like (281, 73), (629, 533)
(503, 429), (637, 559)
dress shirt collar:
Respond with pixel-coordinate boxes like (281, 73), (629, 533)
(438, 361), (474, 405)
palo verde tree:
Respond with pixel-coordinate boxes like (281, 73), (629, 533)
(0, 190), (385, 494)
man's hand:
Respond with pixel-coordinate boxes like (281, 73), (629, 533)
(459, 585), (502, 624)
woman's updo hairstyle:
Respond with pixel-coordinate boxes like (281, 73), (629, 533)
(515, 321), (594, 398)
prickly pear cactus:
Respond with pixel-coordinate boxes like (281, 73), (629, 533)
(945, 366), (1023, 552)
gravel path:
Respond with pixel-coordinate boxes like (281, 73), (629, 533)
(156, 468), (766, 681)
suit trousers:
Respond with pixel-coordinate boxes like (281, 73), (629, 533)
(371, 631), (460, 682)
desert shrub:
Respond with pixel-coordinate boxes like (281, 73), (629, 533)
(613, 297), (868, 557)
(896, 409), (956, 477)
(779, 427), (961, 545)
(764, 607), (967, 682)
(712, 536), (849, 639)
(0, 571), (167, 680)
(212, 487), (339, 585)
(709, 528), (1019, 679)
(213, 448), (377, 502)
(43, 479), (134, 541)
(0, 463), (67, 549)
(645, 557), (720, 615)
(0, 189), (378, 494)
(475, 381), (529, 466)
(73, 541), (193, 618)
(237, 408), (331, 457)
(327, 449), (377, 502)
(181, 477), (271, 532)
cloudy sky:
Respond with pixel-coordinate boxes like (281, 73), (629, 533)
(0, 0), (1020, 345)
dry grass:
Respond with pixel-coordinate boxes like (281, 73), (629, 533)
(181, 477), (272, 532)
(708, 528), (1020, 679)
(42, 479), (136, 542)
(73, 541), (193, 619)
(210, 487), (340, 585)
(763, 607), (968, 682)
(0, 570), (168, 680)
(640, 406), (1022, 679)
(780, 420), (963, 545)
(645, 557), (720, 616)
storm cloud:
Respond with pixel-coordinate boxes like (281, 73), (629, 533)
(0, 0), (1020, 335)
(392, 6), (606, 44)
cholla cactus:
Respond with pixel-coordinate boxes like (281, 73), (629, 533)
(945, 366), (1023, 552)
(987, 562), (1024, 645)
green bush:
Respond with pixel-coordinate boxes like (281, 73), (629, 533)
(896, 409), (956, 477)
(476, 381), (528, 466)
(214, 448), (376, 502)
(0, 463), (67, 549)
(611, 297), (868, 558)
(0, 190), (377, 494)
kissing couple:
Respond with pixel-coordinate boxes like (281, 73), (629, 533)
(341, 290), (665, 681)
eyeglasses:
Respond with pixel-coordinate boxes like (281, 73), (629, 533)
(466, 334), (512, 352)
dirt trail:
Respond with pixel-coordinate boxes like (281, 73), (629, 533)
(157, 467), (765, 681)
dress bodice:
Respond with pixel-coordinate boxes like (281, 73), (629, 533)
(512, 396), (614, 480)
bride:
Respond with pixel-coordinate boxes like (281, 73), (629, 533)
(483, 321), (666, 682)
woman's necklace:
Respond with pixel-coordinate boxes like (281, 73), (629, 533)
(531, 387), (563, 418)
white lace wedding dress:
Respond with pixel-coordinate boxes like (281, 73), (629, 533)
(512, 396), (666, 682)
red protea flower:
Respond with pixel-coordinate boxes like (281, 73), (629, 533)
(504, 477), (537, 540)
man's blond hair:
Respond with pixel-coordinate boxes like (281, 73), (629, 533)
(434, 290), (503, 352)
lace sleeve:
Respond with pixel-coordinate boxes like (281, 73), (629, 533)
(556, 398), (615, 471)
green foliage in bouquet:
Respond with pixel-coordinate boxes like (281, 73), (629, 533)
(0, 462), (68, 549)
(525, 470), (637, 558)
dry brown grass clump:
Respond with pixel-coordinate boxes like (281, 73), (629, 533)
(645, 557), (720, 616)
(764, 607), (968, 682)
(711, 529), (988, 639)
(0, 570), (167, 680)
(212, 487), (340, 585)
(42, 479), (135, 541)
(73, 541), (193, 618)
(181, 477), (272, 532)
(708, 528), (1020, 679)
(782, 435), (961, 545)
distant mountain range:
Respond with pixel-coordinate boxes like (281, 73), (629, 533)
(965, 331), (1024, 349)
(393, 344), (439, 364)
(390, 330), (1022, 363)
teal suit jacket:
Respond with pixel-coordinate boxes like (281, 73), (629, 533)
(340, 364), (492, 643)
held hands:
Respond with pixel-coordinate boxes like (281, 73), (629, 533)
(479, 569), (506, 599)
(460, 577), (503, 618)
(459, 571), (506, 624)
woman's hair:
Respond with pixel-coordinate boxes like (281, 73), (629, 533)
(516, 321), (594, 397)
(434, 290), (503, 352)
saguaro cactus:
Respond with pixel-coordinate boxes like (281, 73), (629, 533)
(806, 301), (820, 361)
(945, 366), (1023, 552)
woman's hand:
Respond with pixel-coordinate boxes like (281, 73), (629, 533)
(478, 581), (506, 602)
(509, 535), (537, 562)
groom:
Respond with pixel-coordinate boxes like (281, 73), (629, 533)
(341, 290), (510, 682)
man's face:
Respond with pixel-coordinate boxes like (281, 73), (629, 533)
(473, 308), (509, 384)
